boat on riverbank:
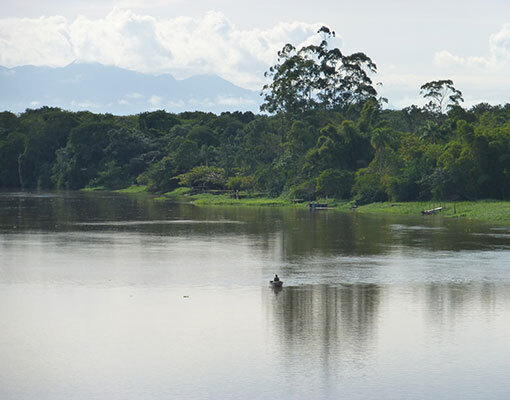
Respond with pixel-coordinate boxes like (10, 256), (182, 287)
(309, 202), (330, 210)
(421, 206), (444, 215)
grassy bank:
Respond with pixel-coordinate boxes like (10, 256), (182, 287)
(354, 200), (510, 223)
(161, 188), (349, 207)
(80, 186), (107, 192)
(115, 185), (148, 194)
(163, 188), (293, 206)
(81, 185), (148, 193)
(117, 186), (510, 224)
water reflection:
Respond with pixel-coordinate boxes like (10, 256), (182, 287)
(2, 191), (510, 256)
(2, 191), (510, 399)
(262, 281), (510, 399)
(267, 284), (380, 367)
(423, 282), (502, 328)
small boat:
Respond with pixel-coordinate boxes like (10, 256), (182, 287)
(270, 280), (283, 288)
(421, 207), (444, 215)
(309, 202), (329, 210)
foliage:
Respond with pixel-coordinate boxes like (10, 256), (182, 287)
(115, 185), (148, 193)
(226, 175), (257, 192)
(289, 179), (317, 200)
(261, 26), (380, 115)
(316, 169), (353, 198)
(353, 200), (510, 224)
(352, 168), (388, 204)
(420, 80), (464, 114)
(177, 166), (226, 190)
(0, 32), (509, 207)
(1, 98), (509, 205)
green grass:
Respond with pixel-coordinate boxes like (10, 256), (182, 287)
(355, 201), (442, 215)
(164, 187), (192, 197)
(115, 185), (148, 193)
(190, 193), (292, 206)
(114, 186), (510, 224)
(161, 188), (294, 206)
(80, 186), (107, 192)
(354, 200), (510, 223)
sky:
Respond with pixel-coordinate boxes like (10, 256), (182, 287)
(1, 0), (510, 109)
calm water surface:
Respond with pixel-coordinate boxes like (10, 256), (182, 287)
(1, 191), (510, 399)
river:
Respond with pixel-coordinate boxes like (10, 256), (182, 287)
(1, 191), (510, 399)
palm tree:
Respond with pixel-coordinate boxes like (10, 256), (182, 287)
(419, 120), (442, 143)
(370, 127), (393, 175)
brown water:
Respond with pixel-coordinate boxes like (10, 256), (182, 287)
(1, 191), (510, 399)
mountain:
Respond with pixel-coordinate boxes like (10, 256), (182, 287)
(0, 62), (262, 115)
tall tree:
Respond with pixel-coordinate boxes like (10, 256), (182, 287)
(261, 26), (380, 115)
(260, 43), (313, 115)
(420, 80), (464, 114)
(370, 127), (393, 175)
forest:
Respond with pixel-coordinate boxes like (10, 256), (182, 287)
(1, 27), (509, 204)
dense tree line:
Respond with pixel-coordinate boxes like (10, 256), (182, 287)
(1, 28), (509, 203)
(1, 100), (509, 203)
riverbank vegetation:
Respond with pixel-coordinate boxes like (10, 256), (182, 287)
(159, 189), (510, 223)
(1, 27), (509, 219)
(353, 200), (510, 223)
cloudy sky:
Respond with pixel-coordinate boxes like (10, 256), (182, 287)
(1, 0), (510, 109)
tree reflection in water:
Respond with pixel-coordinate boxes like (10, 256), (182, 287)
(266, 284), (381, 375)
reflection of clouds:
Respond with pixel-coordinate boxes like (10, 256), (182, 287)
(472, 232), (510, 239)
(389, 224), (445, 231)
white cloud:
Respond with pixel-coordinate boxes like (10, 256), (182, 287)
(215, 96), (258, 106)
(148, 94), (162, 106)
(166, 99), (185, 108)
(70, 100), (99, 109)
(0, 16), (74, 67)
(434, 50), (467, 68)
(113, 0), (183, 9)
(489, 23), (510, 62)
(434, 23), (510, 72)
(353, 23), (510, 108)
(0, 8), (328, 89)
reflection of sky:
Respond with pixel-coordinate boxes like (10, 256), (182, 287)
(3, 280), (509, 399)
(265, 283), (510, 399)
(2, 193), (510, 399)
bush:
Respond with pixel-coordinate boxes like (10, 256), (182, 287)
(352, 169), (387, 204)
(137, 156), (179, 193)
(289, 179), (317, 200)
(316, 169), (353, 198)
(226, 175), (257, 191)
(177, 166), (226, 190)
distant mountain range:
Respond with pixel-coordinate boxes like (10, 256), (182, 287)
(0, 62), (262, 115)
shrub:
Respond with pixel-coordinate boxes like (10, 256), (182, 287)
(316, 169), (353, 198)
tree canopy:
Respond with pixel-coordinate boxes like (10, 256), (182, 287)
(261, 26), (380, 115)
(1, 30), (509, 205)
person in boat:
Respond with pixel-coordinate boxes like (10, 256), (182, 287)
(273, 274), (280, 282)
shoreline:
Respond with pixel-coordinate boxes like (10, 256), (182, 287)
(161, 188), (510, 225)
(84, 185), (510, 225)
